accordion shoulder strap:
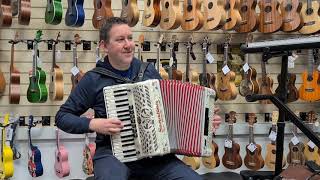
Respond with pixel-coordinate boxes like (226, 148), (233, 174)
(133, 62), (150, 82)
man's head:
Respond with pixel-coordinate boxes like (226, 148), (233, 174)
(100, 17), (135, 70)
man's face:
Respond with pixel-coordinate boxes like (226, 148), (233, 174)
(102, 24), (135, 69)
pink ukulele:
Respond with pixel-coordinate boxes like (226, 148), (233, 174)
(54, 129), (70, 178)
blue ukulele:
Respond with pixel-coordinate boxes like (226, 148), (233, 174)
(65, 0), (85, 27)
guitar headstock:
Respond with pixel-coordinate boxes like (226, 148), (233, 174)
(35, 30), (43, 43)
(74, 34), (81, 45)
(169, 35), (177, 49)
(55, 32), (61, 44)
(307, 111), (317, 124)
(158, 34), (164, 45)
(271, 111), (279, 125)
(228, 111), (237, 124)
(138, 34), (144, 46)
(28, 115), (34, 130)
(248, 113), (257, 125)
(246, 33), (253, 44)
(202, 36), (210, 50)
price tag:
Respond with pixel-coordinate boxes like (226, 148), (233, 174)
(315, 121), (319, 127)
(56, 50), (62, 60)
(206, 52), (215, 64)
(291, 136), (300, 145)
(224, 139), (233, 148)
(247, 143), (257, 153)
(222, 65), (230, 75)
(31, 50), (35, 56)
(288, 57), (295, 69)
(71, 66), (80, 76)
(307, 140), (316, 149)
(37, 56), (42, 67)
(269, 131), (277, 141)
(169, 57), (174, 67)
(6, 128), (13, 141)
(243, 63), (250, 73)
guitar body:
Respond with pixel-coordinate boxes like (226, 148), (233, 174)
(258, 76), (274, 104)
(299, 1), (320, 34)
(275, 73), (299, 103)
(92, 0), (113, 29)
(0, 0), (12, 26)
(143, 0), (161, 27)
(82, 143), (96, 175)
(160, 0), (181, 30)
(182, 156), (200, 170)
(28, 146), (43, 177)
(9, 67), (20, 104)
(304, 145), (320, 165)
(121, 0), (140, 27)
(0, 71), (6, 95)
(239, 66), (259, 96)
(190, 70), (200, 84)
(55, 146), (70, 178)
(172, 69), (183, 80)
(280, 0), (303, 32)
(37, 68), (48, 103)
(203, 0), (226, 30)
(49, 66), (64, 101)
(27, 75), (41, 103)
(71, 71), (84, 92)
(287, 142), (306, 165)
(222, 143), (242, 169)
(299, 70), (320, 101)
(244, 144), (264, 170)
(216, 71), (238, 101)
(223, 0), (242, 30)
(181, 0), (204, 31)
(258, 0), (283, 33)
(265, 143), (286, 170)
(18, 0), (31, 25)
(202, 141), (220, 169)
(159, 67), (169, 80)
(2, 145), (14, 178)
(65, 0), (85, 27)
(45, 0), (63, 25)
(236, 0), (258, 33)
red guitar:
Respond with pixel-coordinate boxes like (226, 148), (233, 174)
(82, 134), (96, 175)
(54, 129), (70, 178)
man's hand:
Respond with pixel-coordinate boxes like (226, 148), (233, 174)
(89, 118), (124, 135)
(212, 107), (222, 133)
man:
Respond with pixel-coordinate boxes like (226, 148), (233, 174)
(56, 17), (222, 180)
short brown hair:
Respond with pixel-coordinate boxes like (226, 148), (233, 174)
(99, 17), (128, 43)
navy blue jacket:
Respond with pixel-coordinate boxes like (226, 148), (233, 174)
(55, 57), (161, 148)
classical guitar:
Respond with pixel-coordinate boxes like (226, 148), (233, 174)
(287, 124), (306, 166)
(222, 0), (242, 31)
(258, 0), (283, 33)
(142, 0), (161, 27)
(49, 32), (64, 101)
(216, 36), (237, 101)
(239, 55), (259, 96)
(303, 111), (320, 165)
(92, 0), (113, 29)
(222, 111), (242, 169)
(155, 35), (169, 80)
(0, 114), (14, 179)
(9, 32), (20, 104)
(235, 0), (258, 33)
(168, 35), (182, 80)
(203, 0), (226, 30)
(71, 34), (84, 92)
(185, 35), (199, 84)
(275, 73), (299, 103)
(55, 129), (70, 178)
(244, 113), (264, 170)
(120, 0), (140, 27)
(45, 0), (63, 25)
(82, 134), (96, 175)
(0, 0), (12, 26)
(18, 0), (31, 25)
(202, 140), (220, 169)
(299, 0), (320, 34)
(181, 0), (204, 31)
(258, 60), (273, 104)
(160, 0), (181, 30)
(299, 49), (320, 101)
(65, 0), (85, 27)
(280, 0), (303, 32)
(28, 115), (43, 177)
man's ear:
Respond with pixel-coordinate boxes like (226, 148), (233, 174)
(100, 40), (108, 53)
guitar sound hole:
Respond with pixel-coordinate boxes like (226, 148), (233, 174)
(306, 8), (314, 15)
(97, 1), (102, 8)
(187, 5), (193, 12)
(208, 2), (213, 9)
(147, 0), (151, 6)
(165, 2), (169, 8)
(272, 149), (276, 154)
(241, 6), (248, 12)
(225, 3), (231, 10)
(292, 147), (298, 152)
(308, 146), (315, 152)
(123, 0), (128, 6)
(264, 6), (272, 13)
(285, 4), (292, 11)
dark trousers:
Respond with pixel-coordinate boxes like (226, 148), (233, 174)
(93, 147), (202, 180)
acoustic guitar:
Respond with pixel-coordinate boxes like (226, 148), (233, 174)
(299, 0), (320, 34)
(181, 0), (204, 31)
(45, 0), (63, 25)
(156, 34), (169, 80)
(244, 113), (264, 170)
(121, 0), (140, 27)
(0, 0), (12, 26)
(275, 73), (299, 103)
(143, 0), (161, 27)
(235, 0), (258, 33)
(202, 140), (220, 169)
(160, 0), (181, 30)
(92, 0), (113, 29)
(258, 60), (273, 104)
(222, 0), (242, 30)
(280, 0), (303, 32)
(203, 0), (226, 30)
(0, 114), (14, 179)
(18, 0), (31, 25)
(185, 35), (199, 84)
(55, 129), (70, 178)
(28, 115), (43, 177)
(303, 111), (320, 165)
(168, 35), (182, 80)
(71, 34), (84, 92)
(222, 111), (242, 169)
(258, 0), (283, 33)
(137, 34), (144, 62)
(49, 32), (64, 101)
(287, 124), (305, 166)
(8, 118), (20, 160)
(82, 134), (96, 175)
(65, 0), (85, 27)
(9, 32), (20, 104)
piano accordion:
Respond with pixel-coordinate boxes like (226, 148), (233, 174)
(103, 79), (216, 162)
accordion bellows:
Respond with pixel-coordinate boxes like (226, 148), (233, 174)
(103, 79), (216, 162)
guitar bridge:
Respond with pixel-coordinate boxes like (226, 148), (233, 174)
(144, 14), (151, 19)
(185, 18), (194, 22)
(207, 17), (214, 22)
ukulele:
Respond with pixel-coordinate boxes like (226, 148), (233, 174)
(280, 0), (303, 32)
(82, 134), (96, 175)
(71, 34), (84, 92)
(185, 35), (199, 84)
(222, 0), (242, 30)
(299, 49), (320, 101)
(0, 0), (12, 26)
(8, 117), (20, 160)
(181, 0), (204, 31)
(92, 0), (113, 29)
(203, 0), (226, 30)
(258, 60), (273, 104)
(160, 0), (181, 30)
(120, 0), (140, 27)
(287, 124), (306, 166)
(28, 115), (43, 177)
(45, 0), (63, 25)
(18, 0), (31, 25)
(65, 0), (85, 27)
(142, 0), (161, 27)
(299, 0), (320, 34)
(54, 129), (70, 178)
(265, 111), (286, 170)
(137, 34), (144, 61)
(222, 111), (242, 169)
(168, 35), (182, 80)
(244, 113), (265, 170)
(303, 111), (320, 165)
(275, 73), (299, 103)
(27, 30), (48, 103)
(235, 0), (258, 33)
(258, 0), (283, 33)
(0, 114), (14, 179)
(155, 35), (169, 79)
(9, 32), (20, 104)
(49, 32), (64, 101)
(201, 140), (220, 169)
(216, 35), (237, 101)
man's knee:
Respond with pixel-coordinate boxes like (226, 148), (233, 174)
(93, 155), (129, 180)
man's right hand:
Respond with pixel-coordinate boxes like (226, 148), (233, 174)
(89, 118), (124, 135)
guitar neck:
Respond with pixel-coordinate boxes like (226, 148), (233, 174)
(249, 125), (255, 144)
(156, 44), (160, 72)
(32, 42), (39, 76)
(307, 49), (314, 78)
(52, 41), (57, 69)
(261, 60), (267, 82)
(186, 45), (191, 82)
(223, 42), (229, 67)
(227, 123), (234, 141)
(72, 45), (78, 67)
(10, 44), (14, 70)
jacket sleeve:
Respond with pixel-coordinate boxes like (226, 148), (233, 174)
(144, 63), (162, 80)
(55, 73), (96, 134)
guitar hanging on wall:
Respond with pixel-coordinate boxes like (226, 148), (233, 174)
(45, 0), (63, 25)
(160, 0), (181, 30)
(235, 0), (258, 32)
(258, 0), (283, 33)
(181, 0), (204, 31)
(0, 114), (14, 179)
(54, 129), (70, 178)
(71, 34), (84, 92)
(65, 0), (85, 27)
(203, 0), (226, 30)
(303, 111), (320, 165)
(18, 0), (31, 25)
(92, 0), (113, 29)
(280, 0), (303, 32)
(9, 32), (20, 104)
(0, 0), (12, 27)
(299, 0), (320, 34)
(28, 115), (43, 177)
(142, 0), (161, 27)
(120, 0), (140, 27)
